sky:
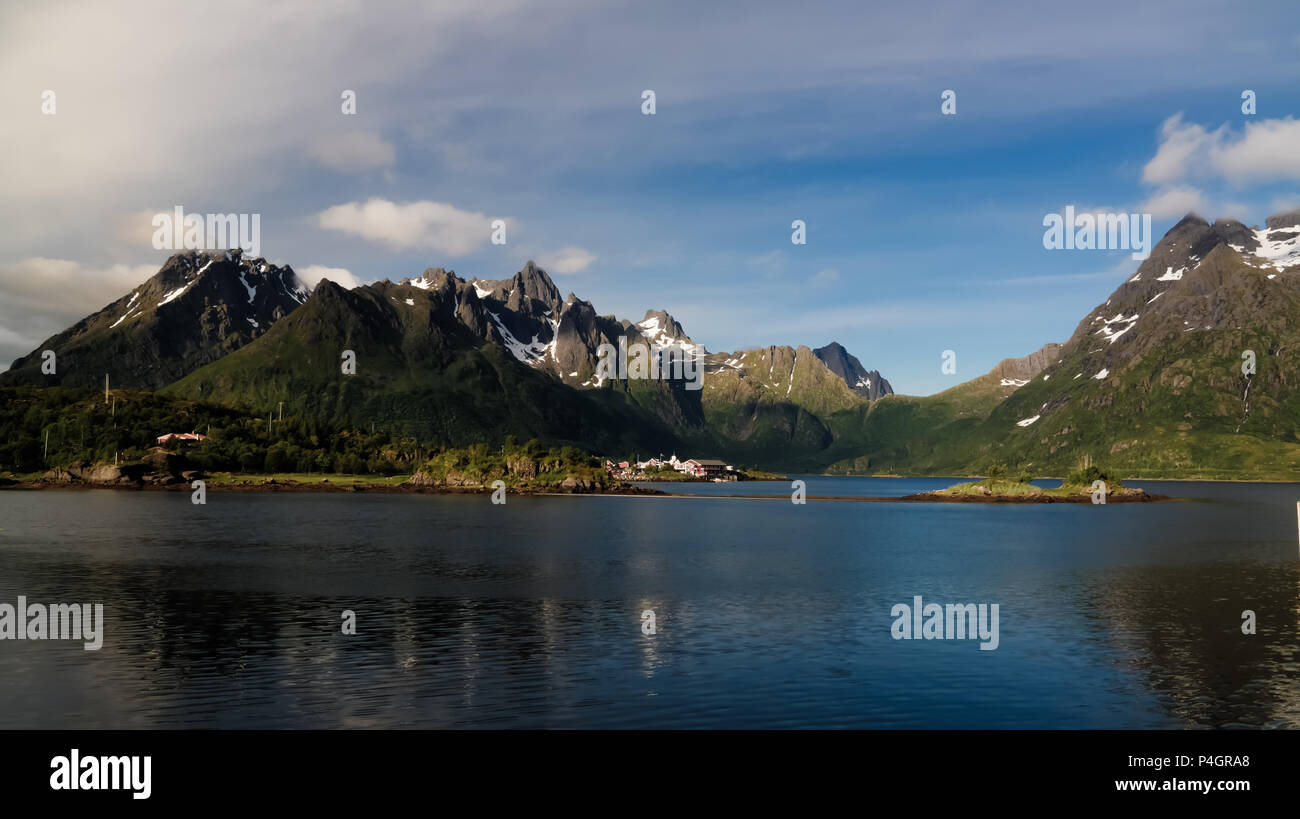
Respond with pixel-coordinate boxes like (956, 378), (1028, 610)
(2, 0), (1300, 394)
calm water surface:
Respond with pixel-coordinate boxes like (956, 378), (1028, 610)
(1, 477), (1298, 728)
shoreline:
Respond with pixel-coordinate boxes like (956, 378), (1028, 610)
(824, 472), (1300, 485)
(0, 478), (1172, 502)
(0, 477), (667, 496)
(539, 491), (1172, 503)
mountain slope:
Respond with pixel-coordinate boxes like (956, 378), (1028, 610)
(974, 212), (1300, 477)
(686, 344), (871, 467)
(158, 260), (902, 465)
(817, 342), (1061, 474)
(398, 262), (899, 464)
(164, 278), (685, 454)
(2, 250), (308, 389)
(839, 211), (1300, 478)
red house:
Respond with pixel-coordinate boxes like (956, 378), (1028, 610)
(156, 432), (207, 445)
(683, 458), (728, 477)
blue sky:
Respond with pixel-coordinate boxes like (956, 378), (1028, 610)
(3, 0), (1300, 393)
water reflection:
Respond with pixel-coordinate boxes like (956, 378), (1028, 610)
(0, 483), (1297, 728)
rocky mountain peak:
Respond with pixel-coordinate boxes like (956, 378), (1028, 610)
(636, 309), (696, 347)
(812, 341), (893, 400)
(1265, 208), (1300, 230)
(1, 249), (309, 389)
(513, 261), (562, 311)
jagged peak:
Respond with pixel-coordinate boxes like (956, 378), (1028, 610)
(1172, 212), (1210, 229)
(1211, 216), (1249, 229)
(638, 308), (687, 335)
(512, 261), (562, 306)
(312, 278), (349, 298)
(816, 341), (848, 355)
(1266, 208), (1300, 230)
(159, 248), (292, 277)
(811, 341), (893, 398)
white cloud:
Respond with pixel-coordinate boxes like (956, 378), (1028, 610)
(1211, 117), (1300, 181)
(1143, 114), (1300, 187)
(0, 258), (156, 367)
(317, 198), (499, 256)
(307, 131), (396, 171)
(297, 265), (363, 290)
(536, 246), (596, 274)
(1141, 186), (1207, 219)
(811, 268), (839, 287)
(1142, 114), (1216, 185)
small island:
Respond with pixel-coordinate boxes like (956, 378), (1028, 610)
(903, 464), (1167, 503)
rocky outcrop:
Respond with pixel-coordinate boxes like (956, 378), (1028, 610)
(42, 461), (150, 485)
(812, 341), (894, 400)
(987, 342), (1063, 384)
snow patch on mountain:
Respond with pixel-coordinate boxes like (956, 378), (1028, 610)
(157, 284), (191, 307)
(1248, 226), (1300, 270)
(635, 314), (707, 366)
(1094, 311), (1139, 344)
(109, 308), (139, 328)
(489, 311), (550, 365)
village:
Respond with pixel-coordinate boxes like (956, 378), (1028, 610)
(603, 454), (737, 482)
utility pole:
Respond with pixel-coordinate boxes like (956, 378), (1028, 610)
(104, 373), (109, 404)
(43, 428), (49, 462)
(278, 401), (284, 423)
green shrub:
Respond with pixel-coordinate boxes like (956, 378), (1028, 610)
(1065, 464), (1123, 488)
(983, 463), (1008, 479)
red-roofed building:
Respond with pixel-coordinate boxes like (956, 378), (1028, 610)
(683, 458), (728, 477)
(156, 432), (207, 445)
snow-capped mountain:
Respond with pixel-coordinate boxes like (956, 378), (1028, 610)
(396, 261), (876, 404)
(2, 249), (309, 389)
(1061, 211), (1299, 363)
(5, 252), (893, 465)
(1241, 208), (1300, 270)
(402, 261), (631, 387)
(953, 208), (1300, 473)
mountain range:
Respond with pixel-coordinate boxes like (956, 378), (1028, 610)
(7, 208), (1300, 478)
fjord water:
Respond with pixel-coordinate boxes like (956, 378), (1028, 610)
(1, 478), (1298, 729)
